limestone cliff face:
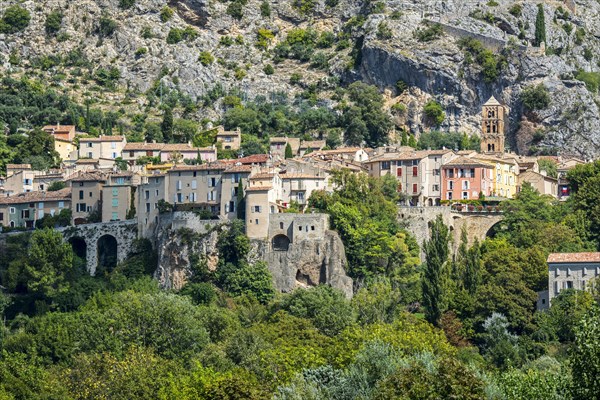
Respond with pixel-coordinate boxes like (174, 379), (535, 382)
(153, 212), (353, 296)
(251, 230), (353, 298)
(3, 0), (600, 157)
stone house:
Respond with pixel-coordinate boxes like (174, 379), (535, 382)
(215, 126), (242, 151)
(246, 172), (283, 239)
(270, 137), (300, 160)
(518, 170), (558, 198)
(138, 172), (168, 238)
(441, 156), (493, 201)
(280, 173), (328, 208)
(160, 143), (217, 164)
(122, 142), (164, 163)
(166, 163), (228, 216)
(78, 135), (127, 160)
(68, 172), (106, 224)
(298, 140), (326, 156)
(308, 147), (369, 163)
(3, 164), (35, 194)
(539, 252), (600, 310)
(54, 138), (78, 162)
(42, 124), (76, 141)
(220, 164), (254, 220)
(101, 173), (137, 222)
(0, 188), (71, 228)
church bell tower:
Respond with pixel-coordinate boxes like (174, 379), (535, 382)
(481, 96), (509, 154)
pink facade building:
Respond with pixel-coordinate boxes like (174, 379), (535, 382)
(441, 156), (493, 201)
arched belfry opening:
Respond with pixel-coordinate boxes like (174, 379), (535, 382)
(272, 234), (291, 251)
(97, 234), (118, 274)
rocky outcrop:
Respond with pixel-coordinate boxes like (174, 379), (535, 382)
(252, 230), (353, 298)
(153, 212), (353, 296)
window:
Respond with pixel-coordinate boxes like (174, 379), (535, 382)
(448, 181), (454, 190)
(112, 188), (119, 196)
(145, 190), (150, 200)
(40, 184), (44, 191)
(147, 151), (154, 157)
(176, 180), (182, 190)
(191, 180), (197, 189)
(111, 142), (117, 149)
(155, 190), (159, 196)
(253, 205), (261, 213)
(87, 142), (93, 148)
(462, 191), (468, 200)
(207, 191), (216, 201)
(280, 222), (284, 229)
(381, 161), (390, 170)
(412, 166), (418, 176)
(112, 152), (117, 159)
(433, 169), (440, 176)
(447, 192), (453, 200)
(129, 151), (134, 157)
(412, 160), (418, 166)
(111, 212), (118, 220)
(432, 184), (439, 191)
(229, 201), (235, 213)
(176, 193), (183, 203)
(209, 177), (217, 187)
(190, 193), (197, 202)
(413, 183), (418, 193)
(58, 201), (64, 208)
(470, 168), (475, 177)
(9, 207), (16, 214)
(298, 192), (305, 201)
(397, 168), (402, 177)
(21, 210), (30, 219)
(255, 219), (259, 224)
(462, 181), (469, 190)
(446, 169), (454, 178)
(79, 190), (84, 200)
(89, 192), (93, 197)
(87, 152), (93, 158)
(112, 199), (119, 207)
(115, 177), (125, 185)
(146, 203), (151, 213)
(38, 202), (44, 209)
(77, 203), (87, 212)
(24, 179), (31, 185)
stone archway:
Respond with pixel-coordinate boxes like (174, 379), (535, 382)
(272, 234), (291, 251)
(97, 234), (118, 274)
(68, 237), (87, 260)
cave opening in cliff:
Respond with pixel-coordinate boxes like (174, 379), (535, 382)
(97, 234), (118, 274)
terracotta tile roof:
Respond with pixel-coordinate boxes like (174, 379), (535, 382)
(246, 185), (273, 191)
(237, 154), (269, 164)
(443, 156), (494, 168)
(281, 173), (326, 179)
(270, 137), (289, 143)
(223, 165), (253, 173)
(124, 142), (165, 151)
(43, 125), (75, 133)
(169, 162), (228, 172)
(300, 140), (326, 149)
(0, 188), (71, 205)
(76, 159), (99, 164)
(250, 172), (276, 179)
(79, 135), (125, 142)
(67, 172), (106, 182)
(310, 147), (361, 155)
(547, 253), (600, 263)
(162, 144), (215, 152)
(6, 164), (32, 169)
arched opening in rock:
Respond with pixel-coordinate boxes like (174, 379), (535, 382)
(69, 237), (87, 260)
(272, 234), (291, 251)
(486, 221), (504, 239)
(97, 234), (118, 274)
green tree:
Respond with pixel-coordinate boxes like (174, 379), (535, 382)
(571, 307), (600, 399)
(342, 82), (392, 147)
(161, 107), (174, 142)
(422, 215), (450, 326)
(160, 6), (174, 22)
(24, 228), (74, 300)
(222, 261), (275, 304)
(481, 313), (520, 369)
(535, 4), (546, 46)
(423, 101), (445, 125)
(236, 181), (246, 220)
(284, 143), (293, 159)
(521, 84), (551, 111)
(544, 289), (594, 342)
(260, 0), (271, 17)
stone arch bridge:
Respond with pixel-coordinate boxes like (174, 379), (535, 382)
(60, 220), (138, 275)
(399, 207), (503, 259)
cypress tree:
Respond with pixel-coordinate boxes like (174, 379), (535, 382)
(463, 238), (482, 296)
(161, 107), (174, 143)
(422, 214), (450, 326)
(535, 4), (546, 47)
(236, 181), (246, 220)
(401, 130), (408, 146)
(284, 142), (293, 159)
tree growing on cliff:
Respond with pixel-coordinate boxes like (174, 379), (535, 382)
(422, 215), (450, 326)
(161, 107), (174, 143)
(535, 4), (546, 47)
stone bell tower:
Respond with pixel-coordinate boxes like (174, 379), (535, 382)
(481, 96), (509, 154)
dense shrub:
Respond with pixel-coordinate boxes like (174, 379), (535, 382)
(160, 6), (174, 22)
(119, 0), (136, 9)
(575, 71), (600, 93)
(98, 15), (117, 37)
(45, 10), (63, 35)
(413, 23), (442, 42)
(198, 51), (214, 66)
(0, 5), (31, 33)
(521, 84), (551, 111)
(458, 37), (505, 82)
(423, 100), (445, 125)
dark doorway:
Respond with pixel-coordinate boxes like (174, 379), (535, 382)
(69, 237), (87, 260)
(97, 234), (118, 274)
(272, 234), (291, 251)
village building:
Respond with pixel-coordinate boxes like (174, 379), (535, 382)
(0, 188), (71, 228)
(539, 252), (600, 310)
(122, 142), (164, 163)
(101, 173), (137, 222)
(472, 154), (519, 199)
(67, 172), (106, 225)
(215, 126), (242, 151)
(518, 170), (558, 198)
(245, 172), (283, 239)
(298, 140), (326, 156)
(42, 124), (76, 141)
(78, 135), (127, 160)
(269, 137), (300, 160)
(441, 156), (494, 201)
(160, 143), (217, 164)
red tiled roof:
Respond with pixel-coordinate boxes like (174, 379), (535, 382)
(443, 156), (494, 168)
(250, 172), (276, 179)
(246, 185), (272, 191)
(223, 165), (253, 173)
(6, 164), (32, 169)
(67, 172), (106, 182)
(169, 162), (228, 172)
(237, 154), (269, 164)
(162, 144), (215, 152)
(0, 188), (71, 205)
(76, 159), (99, 164)
(79, 135), (125, 142)
(548, 253), (600, 263)
(124, 143), (165, 151)
(281, 173), (326, 179)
